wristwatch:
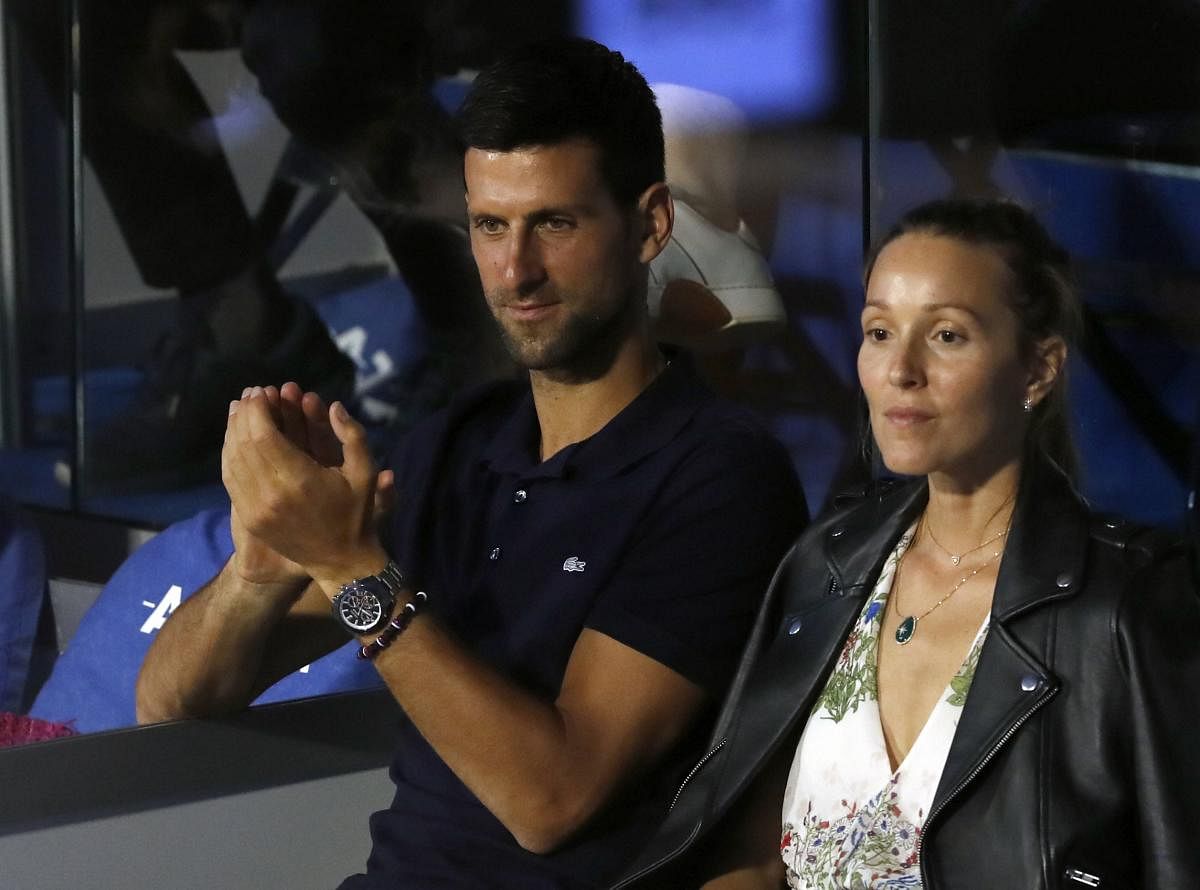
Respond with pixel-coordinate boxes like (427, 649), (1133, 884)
(330, 561), (404, 636)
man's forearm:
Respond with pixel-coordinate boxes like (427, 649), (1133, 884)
(373, 616), (579, 851)
(308, 550), (622, 851)
(367, 612), (704, 855)
(135, 562), (307, 723)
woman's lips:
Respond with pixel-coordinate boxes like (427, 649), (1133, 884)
(883, 407), (934, 426)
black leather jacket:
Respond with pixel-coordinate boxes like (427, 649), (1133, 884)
(614, 464), (1200, 889)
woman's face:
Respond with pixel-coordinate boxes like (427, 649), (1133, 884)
(858, 233), (1039, 484)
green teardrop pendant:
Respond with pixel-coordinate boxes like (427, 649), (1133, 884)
(895, 615), (917, 645)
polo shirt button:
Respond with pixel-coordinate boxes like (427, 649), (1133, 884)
(489, 547), (502, 561)
(513, 489), (528, 504)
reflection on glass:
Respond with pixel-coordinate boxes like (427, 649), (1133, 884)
(61, 1), (512, 526)
(868, 0), (1200, 531)
(0, 0), (74, 512)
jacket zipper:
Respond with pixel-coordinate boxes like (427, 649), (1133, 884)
(610, 738), (732, 889)
(917, 683), (1058, 886)
(670, 738), (727, 811)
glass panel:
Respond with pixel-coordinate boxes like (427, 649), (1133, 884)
(73, 2), (421, 525)
(2, 1), (866, 742)
(0, 0), (75, 512)
(581, 0), (869, 509)
(868, 0), (1200, 530)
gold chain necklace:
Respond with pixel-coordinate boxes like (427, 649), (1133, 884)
(893, 518), (1008, 645)
(922, 494), (1015, 567)
(924, 523), (1009, 567)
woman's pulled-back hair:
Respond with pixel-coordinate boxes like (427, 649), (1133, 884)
(864, 198), (1082, 481)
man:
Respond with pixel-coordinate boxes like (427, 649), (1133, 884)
(136, 37), (805, 888)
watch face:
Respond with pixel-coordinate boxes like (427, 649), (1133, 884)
(333, 578), (394, 635)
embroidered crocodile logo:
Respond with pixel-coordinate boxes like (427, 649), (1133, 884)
(562, 556), (587, 573)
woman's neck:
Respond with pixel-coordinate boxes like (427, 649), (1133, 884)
(923, 459), (1022, 555)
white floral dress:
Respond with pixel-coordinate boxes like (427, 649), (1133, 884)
(779, 526), (989, 889)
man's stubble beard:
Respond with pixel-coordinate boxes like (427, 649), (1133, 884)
(488, 285), (643, 383)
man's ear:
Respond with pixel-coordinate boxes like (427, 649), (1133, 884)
(1024, 335), (1068, 409)
(635, 183), (673, 264)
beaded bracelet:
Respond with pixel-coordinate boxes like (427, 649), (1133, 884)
(357, 590), (427, 660)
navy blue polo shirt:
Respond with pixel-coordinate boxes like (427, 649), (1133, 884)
(343, 355), (805, 890)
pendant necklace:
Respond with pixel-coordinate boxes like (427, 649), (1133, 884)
(923, 499), (1012, 567)
(893, 518), (1008, 645)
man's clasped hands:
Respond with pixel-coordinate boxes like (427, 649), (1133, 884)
(222, 384), (395, 595)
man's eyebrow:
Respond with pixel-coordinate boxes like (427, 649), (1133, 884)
(467, 204), (591, 224)
(528, 205), (588, 221)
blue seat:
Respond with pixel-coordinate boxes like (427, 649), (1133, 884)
(30, 508), (382, 734)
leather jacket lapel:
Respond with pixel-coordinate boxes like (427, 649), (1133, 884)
(924, 463), (1088, 868)
(926, 624), (1060, 838)
(990, 461), (1090, 622)
(709, 480), (931, 811)
(826, 479), (929, 595)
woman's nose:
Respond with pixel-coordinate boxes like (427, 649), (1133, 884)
(888, 339), (925, 388)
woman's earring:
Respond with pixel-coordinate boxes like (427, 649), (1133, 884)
(1022, 397), (1034, 414)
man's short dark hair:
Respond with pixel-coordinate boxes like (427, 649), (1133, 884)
(458, 37), (664, 206)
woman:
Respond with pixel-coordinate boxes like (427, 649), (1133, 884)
(612, 199), (1200, 889)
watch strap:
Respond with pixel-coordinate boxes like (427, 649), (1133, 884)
(331, 560), (404, 636)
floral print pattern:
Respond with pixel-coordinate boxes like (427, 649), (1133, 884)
(813, 528), (913, 723)
(781, 791), (922, 889)
(781, 525), (990, 889)
(945, 631), (986, 708)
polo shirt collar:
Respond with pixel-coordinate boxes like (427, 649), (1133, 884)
(481, 349), (711, 482)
